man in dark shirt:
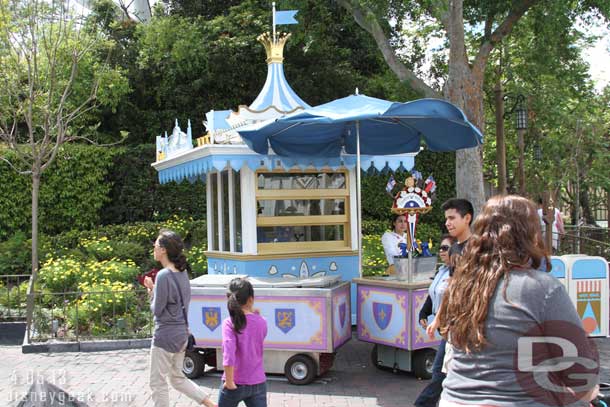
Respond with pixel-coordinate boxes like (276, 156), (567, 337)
(414, 198), (473, 407)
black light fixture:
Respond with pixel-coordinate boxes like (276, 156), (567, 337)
(503, 93), (528, 130)
(515, 98), (528, 130)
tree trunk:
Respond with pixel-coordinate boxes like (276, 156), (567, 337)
(25, 170), (41, 341)
(446, 66), (486, 215)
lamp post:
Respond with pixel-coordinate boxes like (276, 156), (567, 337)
(504, 94), (528, 195)
(534, 140), (554, 252)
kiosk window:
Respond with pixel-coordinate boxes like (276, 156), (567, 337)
(256, 171), (350, 254)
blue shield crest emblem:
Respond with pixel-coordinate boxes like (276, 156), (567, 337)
(339, 303), (347, 328)
(202, 307), (221, 331)
(373, 302), (392, 330)
(275, 308), (295, 334)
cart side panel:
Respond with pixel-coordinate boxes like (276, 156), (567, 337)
(356, 284), (408, 350)
(189, 294), (227, 348)
(332, 283), (352, 348)
(189, 294), (330, 351)
(410, 288), (441, 350)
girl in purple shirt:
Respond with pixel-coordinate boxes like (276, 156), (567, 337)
(219, 278), (268, 407)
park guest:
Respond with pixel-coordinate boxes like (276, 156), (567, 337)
(434, 195), (597, 406)
(145, 229), (216, 407)
(219, 278), (268, 407)
(414, 199), (473, 407)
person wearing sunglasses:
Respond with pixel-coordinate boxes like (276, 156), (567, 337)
(414, 234), (455, 407)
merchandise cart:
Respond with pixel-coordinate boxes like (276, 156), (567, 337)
(354, 256), (441, 379)
(184, 274), (351, 385)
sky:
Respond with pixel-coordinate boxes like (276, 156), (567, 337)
(581, 21), (610, 92)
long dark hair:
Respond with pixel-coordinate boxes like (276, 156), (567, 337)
(156, 229), (191, 274)
(437, 195), (550, 353)
(227, 278), (254, 334)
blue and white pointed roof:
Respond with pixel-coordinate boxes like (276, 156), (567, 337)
(247, 32), (310, 114)
(207, 32), (310, 144)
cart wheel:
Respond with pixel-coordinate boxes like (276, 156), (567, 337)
(183, 350), (206, 379)
(284, 354), (317, 385)
(412, 348), (436, 380)
(370, 345), (381, 369)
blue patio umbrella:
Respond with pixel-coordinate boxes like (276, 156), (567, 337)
(238, 93), (483, 276)
(239, 94), (482, 157)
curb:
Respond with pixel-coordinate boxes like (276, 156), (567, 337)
(22, 338), (151, 354)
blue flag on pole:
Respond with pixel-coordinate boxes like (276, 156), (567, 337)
(275, 10), (298, 25)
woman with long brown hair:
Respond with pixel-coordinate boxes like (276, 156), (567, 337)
(432, 195), (598, 407)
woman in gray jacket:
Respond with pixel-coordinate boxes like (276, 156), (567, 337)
(144, 229), (216, 407)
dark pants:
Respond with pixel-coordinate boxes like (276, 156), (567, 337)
(218, 382), (267, 407)
(414, 339), (446, 407)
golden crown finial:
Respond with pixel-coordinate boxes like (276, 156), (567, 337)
(257, 32), (291, 64)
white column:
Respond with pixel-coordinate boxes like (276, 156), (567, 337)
(228, 166), (235, 252)
(217, 171), (224, 251)
(206, 174), (215, 251)
(349, 168), (359, 251)
(240, 166), (258, 254)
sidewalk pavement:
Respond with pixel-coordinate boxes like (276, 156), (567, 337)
(2, 335), (610, 407)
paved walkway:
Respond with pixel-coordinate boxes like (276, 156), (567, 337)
(2, 335), (610, 406)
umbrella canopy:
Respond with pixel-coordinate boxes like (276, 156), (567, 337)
(238, 94), (483, 156)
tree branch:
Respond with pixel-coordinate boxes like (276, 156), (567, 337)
(336, 0), (440, 98)
(473, 0), (539, 78)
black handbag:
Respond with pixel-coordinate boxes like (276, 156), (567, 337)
(169, 272), (196, 351)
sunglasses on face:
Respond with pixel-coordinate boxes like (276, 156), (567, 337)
(439, 245), (451, 252)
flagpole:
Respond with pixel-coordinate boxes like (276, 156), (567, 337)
(272, 2), (276, 43)
(356, 121), (362, 278)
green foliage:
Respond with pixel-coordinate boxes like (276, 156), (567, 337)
(0, 0), (130, 143)
(0, 144), (118, 240)
(186, 244), (208, 277)
(0, 281), (28, 308)
(38, 257), (82, 293)
(66, 280), (139, 337)
(0, 144), (207, 241)
(0, 232), (32, 275)
(100, 144), (207, 224)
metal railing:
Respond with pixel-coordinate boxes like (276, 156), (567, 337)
(557, 226), (610, 260)
(27, 287), (153, 343)
(0, 274), (31, 322)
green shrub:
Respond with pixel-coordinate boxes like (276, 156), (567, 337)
(81, 259), (139, 285)
(0, 232), (32, 275)
(38, 258), (83, 293)
(100, 144), (206, 225)
(362, 219), (388, 236)
(362, 234), (388, 277)
(186, 244), (207, 277)
(0, 145), (118, 240)
(66, 280), (138, 336)
(0, 280), (28, 308)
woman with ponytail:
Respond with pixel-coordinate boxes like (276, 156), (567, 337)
(219, 278), (268, 407)
(144, 229), (216, 407)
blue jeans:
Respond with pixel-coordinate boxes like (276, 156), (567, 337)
(218, 382), (267, 407)
(414, 339), (446, 407)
